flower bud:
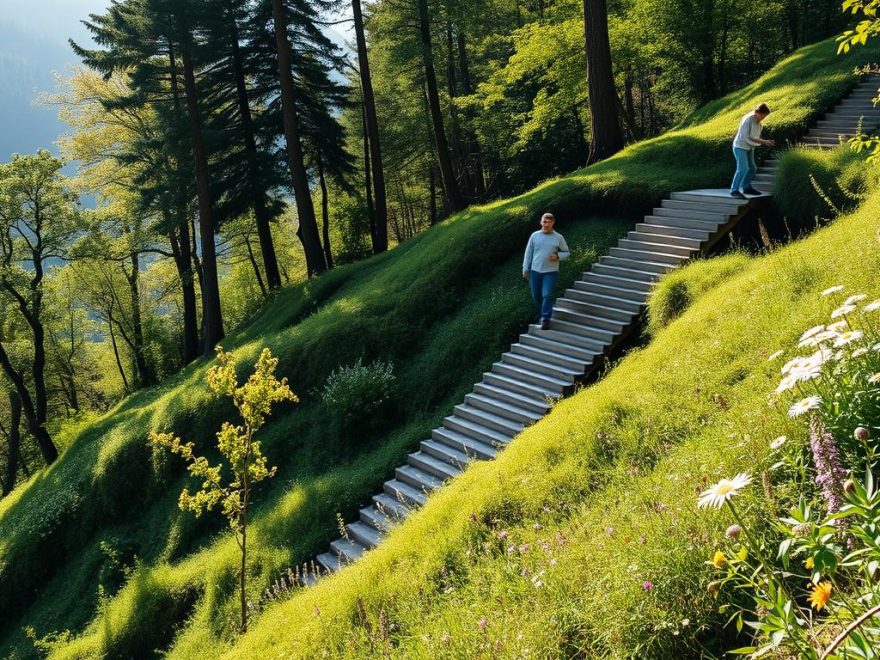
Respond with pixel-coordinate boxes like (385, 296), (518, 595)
(854, 427), (870, 441)
(844, 478), (856, 494)
(707, 581), (721, 596)
(725, 524), (743, 539)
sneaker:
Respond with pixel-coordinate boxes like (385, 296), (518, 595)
(730, 190), (746, 199)
(743, 187), (763, 196)
(540, 318), (551, 330)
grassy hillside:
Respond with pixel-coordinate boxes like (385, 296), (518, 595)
(173, 147), (880, 660)
(0, 37), (876, 658)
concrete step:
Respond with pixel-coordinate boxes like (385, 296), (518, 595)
(466, 391), (544, 424)
(316, 551), (342, 573)
(419, 439), (473, 470)
(579, 271), (655, 293)
(481, 370), (561, 402)
(628, 231), (703, 250)
(635, 223), (710, 241)
(432, 426), (499, 460)
(670, 191), (750, 207)
(510, 341), (591, 373)
(453, 403), (524, 436)
(371, 492), (411, 519)
(396, 464), (444, 493)
(521, 331), (604, 360)
(618, 238), (695, 258)
(643, 215), (719, 232)
(600, 255), (676, 275)
(554, 295), (637, 322)
(473, 380), (552, 414)
(383, 478), (427, 507)
(360, 504), (398, 532)
(609, 246), (688, 266)
(547, 303), (628, 331)
(443, 412), (515, 446)
(490, 361), (571, 393)
(807, 130), (859, 138)
(331, 537), (367, 563)
(502, 349), (581, 382)
(661, 198), (742, 214)
(653, 206), (730, 222)
(591, 262), (662, 281)
(407, 450), (462, 480)
(567, 283), (648, 306)
(346, 520), (384, 549)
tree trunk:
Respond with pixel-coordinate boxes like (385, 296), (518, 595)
(429, 165), (438, 225)
(2, 390), (22, 496)
(229, 13), (282, 289)
(317, 156), (334, 268)
(445, 20), (468, 198)
(582, 0), (623, 163)
(271, 0), (327, 277)
(244, 236), (268, 297)
(127, 250), (153, 388)
(107, 311), (130, 393)
(457, 31), (485, 199)
(0, 342), (57, 464)
(361, 99), (377, 245)
(417, 0), (465, 212)
(352, 0), (388, 254)
(179, 28), (225, 354)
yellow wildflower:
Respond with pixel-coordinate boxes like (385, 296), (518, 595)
(808, 581), (832, 611)
(712, 551), (726, 568)
(805, 557), (815, 570)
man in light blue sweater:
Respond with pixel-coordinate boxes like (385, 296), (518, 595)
(730, 102), (775, 199)
(522, 213), (570, 330)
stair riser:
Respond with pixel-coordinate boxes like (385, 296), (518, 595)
(481, 372), (558, 401)
(577, 274), (654, 294)
(420, 440), (472, 469)
(643, 215), (719, 232)
(618, 239), (694, 258)
(490, 363), (568, 393)
(635, 224), (710, 241)
(566, 285), (646, 306)
(360, 507), (395, 533)
(541, 317), (621, 341)
(591, 263), (661, 281)
(407, 453), (460, 480)
(511, 344), (589, 372)
(465, 393), (538, 424)
(454, 406), (521, 437)
(653, 207), (730, 221)
(347, 524), (382, 549)
(383, 482), (425, 508)
(316, 554), (340, 574)
(395, 467), (440, 493)
(599, 255), (674, 275)
(433, 427), (498, 458)
(661, 199), (743, 215)
(473, 382), (549, 414)
(502, 352), (578, 381)
(670, 192), (748, 207)
(554, 297), (636, 322)
(628, 231), (702, 250)
(331, 540), (365, 563)
(521, 333), (600, 361)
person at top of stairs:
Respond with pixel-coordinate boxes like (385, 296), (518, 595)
(523, 213), (570, 331)
(730, 102), (776, 199)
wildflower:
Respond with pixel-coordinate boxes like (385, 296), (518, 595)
(792, 366), (822, 383)
(642, 581), (654, 591)
(781, 357), (802, 375)
(800, 325), (826, 341)
(852, 347), (869, 358)
(440, 633), (451, 644)
(767, 349), (784, 362)
(832, 304), (857, 319)
(789, 396), (822, 418)
(834, 330), (864, 347)
(533, 523), (542, 531)
(792, 523), (813, 537)
(712, 551), (727, 568)
(843, 294), (867, 306)
(868, 373), (880, 384)
(828, 320), (848, 332)
(805, 556), (815, 570)
(698, 473), (752, 509)
(806, 330), (840, 346)
(810, 420), (847, 514)
(477, 618), (488, 630)
(821, 285), (845, 296)
(498, 530), (508, 540)
(518, 544), (530, 554)
(725, 524), (743, 539)
(770, 436), (787, 450)
(707, 581), (721, 596)
(854, 427), (869, 441)
(864, 300), (880, 312)
(808, 581), (832, 611)
(506, 545), (515, 555)
(775, 374), (799, 394)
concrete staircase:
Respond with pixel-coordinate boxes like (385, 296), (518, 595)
(299, 73), (880, 585)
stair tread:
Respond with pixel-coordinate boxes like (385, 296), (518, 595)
(491, 361), (571, 390)
(467, 391), (547, 421)
(503, 350), (582, 377)
(474, 381), (553, 409)
(408, 450), (463, 479)
(454, 403), (524, 434)
(347, 520), (384, 548)
(331, 536), (367, 562)
(384, 478), (428, 506)
(397, 464), (445, 490)
(483, 370), (561, 399)
(526, 325), (609, 351)
(433, 426), (499, 458)
(316, 552), (341, 573)
(420, 438), (474, 466)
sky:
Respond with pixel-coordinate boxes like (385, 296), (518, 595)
(0, 0), (352, 162)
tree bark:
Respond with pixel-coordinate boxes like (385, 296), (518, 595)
(457, 31), (485, 198)
(178, 28), (225, 354)
(244, 236), (268, 298)
(445, 20), (468, 198)
(317, 155), (334, 269)
(417, 0), (465, 212)
(2, 390), (22, 496)
(0, 342), (57, 464)
(352, 0), (388, 254)
(229, 12), (282, 289)
(361, 100), (376, 244)
(271, 0), (327, 277)
(126, 249), (153, 388)
(583, 0), (624, 163)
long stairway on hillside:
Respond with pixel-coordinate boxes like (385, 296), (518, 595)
(299, 73), (880, 585)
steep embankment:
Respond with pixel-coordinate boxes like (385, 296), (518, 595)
(0, 37), (876, 658)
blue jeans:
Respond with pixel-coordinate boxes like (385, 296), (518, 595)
(730, 146), (757, 192)
(529, 270), (559, 321)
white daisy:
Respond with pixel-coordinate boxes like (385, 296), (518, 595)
(852, 347), (869, 358)
(844, 294), (867, 306)
(775, 374), (799, 394)
(864, 300), (880, 313)
(821, 285), (845, 296)
(698, 473), (752, 509)
(868, 373), (880, 384)
(781, 357), (803, 375)
(800, 325), (826, 342)
(832, 304), (857, 319)
(834, 330), (864, 347)
(789, 395), (822, 418)
(827, 321), (848, 332)
(793, 366), (822, 382)
(767, 350), (784, 362)
(771, 436), (787, 450)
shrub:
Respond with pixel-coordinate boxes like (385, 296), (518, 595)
(321, 358), (398, 438)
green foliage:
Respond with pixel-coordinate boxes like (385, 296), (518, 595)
(321, 358), (397, 439)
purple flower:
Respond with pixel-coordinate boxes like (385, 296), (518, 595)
(642, 581), (654, 591)
(498, 530), (508, 540)
(810, 419), (847, 514)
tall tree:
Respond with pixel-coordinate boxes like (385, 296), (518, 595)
(0, 152), (78, 465)
(417, 0), (466, 212)
(270, 0), (328, 276)
(352, 0), (389, 253)
(583, 0), (623, 162)
(1, 389), (22, 496)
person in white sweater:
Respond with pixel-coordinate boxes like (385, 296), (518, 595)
(522, 213), (570, 330)
(730, 102), (775, 199)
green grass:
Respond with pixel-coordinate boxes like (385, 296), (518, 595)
(0, 36), (877, 659)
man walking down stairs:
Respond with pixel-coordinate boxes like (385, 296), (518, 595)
(522, 213), (571, 331)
